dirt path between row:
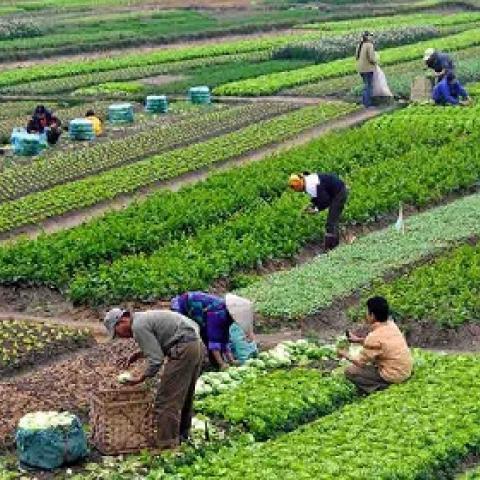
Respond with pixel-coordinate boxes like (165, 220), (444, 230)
(0, 106), (389, 244)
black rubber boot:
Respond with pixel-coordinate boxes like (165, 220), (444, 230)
(324, 233), (339, 251)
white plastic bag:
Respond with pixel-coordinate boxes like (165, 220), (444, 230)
(372, 65), (393, 97)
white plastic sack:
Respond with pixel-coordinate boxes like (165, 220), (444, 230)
(372, 66), (393, 97)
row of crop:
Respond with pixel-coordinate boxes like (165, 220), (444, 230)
(214, 27), (480, 95)
(65, 106), (480, 304)
(0, 30), (327, 88)
(0, 103), (447, 290)
(0, 103), (471, 294)
(0, 319), (92, 376)
(0, 102), (357, 235)
(273, 26), (440, 63)
(68, 124), (480, 305)
(288, 45), (480, 97)
(242, 190), (480, 319)
(0, 51), (270, 95)
(197, 368), (356, 440)
(350, 241), (480, 328)
(301, 10), (480, 31)
(0, 101), (297, 201)
(173, 352), (480, 479)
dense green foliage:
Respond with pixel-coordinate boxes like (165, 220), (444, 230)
(215, 28), (480, 95)
(351, 242), (480, 327)
(198, 368), (356, 439)
(0, 102), (294, 201)
(273, 26), (440, 62)
(242, 193), (480, 319)
(0, 102), (355, 236)
(173, 352), (480, 479)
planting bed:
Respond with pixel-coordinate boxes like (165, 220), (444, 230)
(0, 318), (92, 376)
(0, 101), (356, 234)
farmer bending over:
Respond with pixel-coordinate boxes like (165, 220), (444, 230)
(85, 109), (103, 136)
(424, 48), (454, 82)
(288, 172), (348, 251)
(337, 296), (413, 394)
(171, 292), (257, 370)
(27, 105), (62, 145)
(104, 308), (203, 448)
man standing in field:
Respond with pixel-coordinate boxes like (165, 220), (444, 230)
(104, 308), (204, 448)
(337, 296), (413, 394)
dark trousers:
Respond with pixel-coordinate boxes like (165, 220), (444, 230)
(360, 72), (374, 107)
(154, 340), (204, 448)
(345, 364), (391, 394)
(46, 127), (62, 145)
(326, 187), (348, 237)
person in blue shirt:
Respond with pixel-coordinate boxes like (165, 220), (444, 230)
(432, 73), (470, 106)
(424, 48), (454, 82)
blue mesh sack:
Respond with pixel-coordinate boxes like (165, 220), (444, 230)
(16, 411), (88, 470)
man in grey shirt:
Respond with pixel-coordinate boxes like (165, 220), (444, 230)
(104, 308), (204, 449)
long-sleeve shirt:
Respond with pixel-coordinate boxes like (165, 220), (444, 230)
(304, 173), (346, 211)
(432, 78), (468, 105)
(27, 111), (61, 134)
(132, 310), (199, 378)
(171, 292), (233, 352)
(428, 51), (454, 74)
(356, 320), (413, 383)
(356, 41), (376, 73)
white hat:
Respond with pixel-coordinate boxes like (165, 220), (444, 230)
(225, 294), (254, 333)
(423, 48), (435, 61)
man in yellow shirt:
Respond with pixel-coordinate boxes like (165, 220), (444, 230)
(85, 109), (103, 136)
(337, 296), (413, 394)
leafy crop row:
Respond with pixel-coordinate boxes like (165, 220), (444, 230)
(243, 191), (480, 319)
(198, 368), (355, 440)
(214, 28), (480, 95)
(173, 352), (480, 479)
(273, 26), (440, 63)
(0, 319), (92, 376)
(0, 102), (356, 235)
(66, 106), (480, 305)
(351, 242), (480, 328)
(0, 102), (296, 201)
(0, 31), (326, 89)
(1, 51), (269, 95)
(0, 104), (471, 299)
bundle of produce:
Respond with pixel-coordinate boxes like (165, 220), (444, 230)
(16, 411), (88, 470)
(189, 86), (211, 105)
(69, 118), (95, 141)
(108, 103), (134, 124)
(145, 95), (168, 113)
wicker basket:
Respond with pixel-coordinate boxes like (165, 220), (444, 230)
(90, 387), (156, 454)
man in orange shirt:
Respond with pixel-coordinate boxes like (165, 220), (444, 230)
(337, 296), (413, 394)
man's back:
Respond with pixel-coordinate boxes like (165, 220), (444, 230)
(362, 320), (413, 383)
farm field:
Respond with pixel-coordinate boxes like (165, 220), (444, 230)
(2, 0), (480, 478)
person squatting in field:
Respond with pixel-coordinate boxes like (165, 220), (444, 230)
(27, 105), (62, 145)
(288, 172), (348, 251)
(337, 296), (413, 394)
(104, 308), (203, 448)
(432, 72), (470, 106)
(424, 47), (455, 83)
(171, 292), (257, 370)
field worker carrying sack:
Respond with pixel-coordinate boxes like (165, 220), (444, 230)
(104, 308), (204, 449)
(289, 172), (348, 251)
(85, 109), (103, 136)
(424, 48), (454, 83)
(171, 292), (257, 369)
(355, 31), (377, 107)
(432, 72), (470, 106)
(337, 296), (413, 394)
(26, 105), (62, 145)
